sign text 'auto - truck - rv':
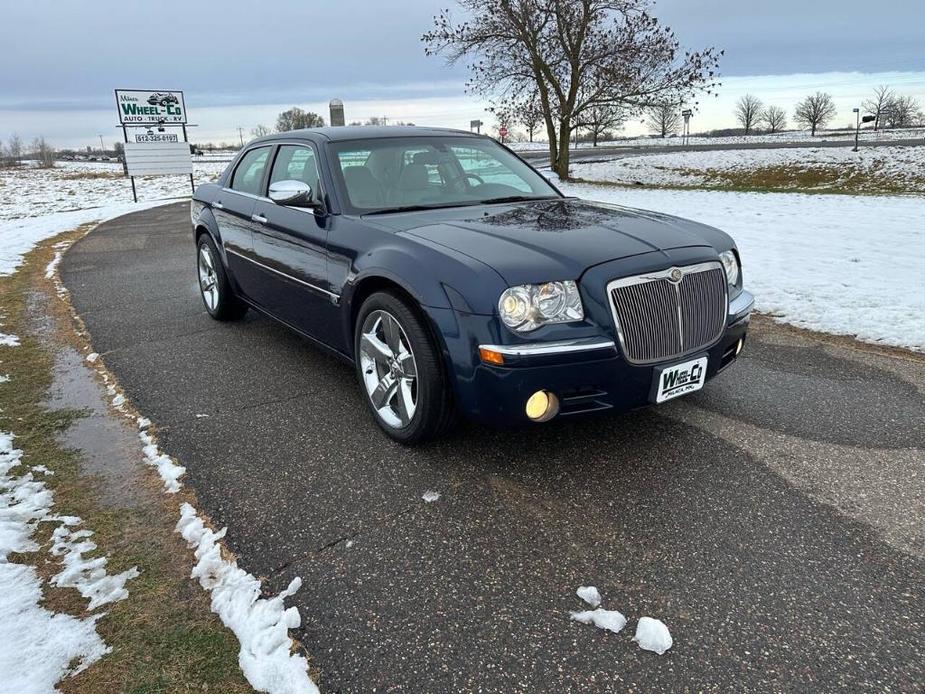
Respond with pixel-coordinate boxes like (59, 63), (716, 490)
(115, 89), (187, 125)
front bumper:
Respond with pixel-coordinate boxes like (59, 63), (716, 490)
(463, 289), (754, 424)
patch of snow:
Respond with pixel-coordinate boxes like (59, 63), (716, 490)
(138, 430), (186, 493)
(50, 525), (140, 610)
(136, 416), (151, 429)
(633, 616), (673, 655)
(0, 333), (20, 347)
(0, 433), (132, 689)
(195, 413), (210, 418)
(557, 180), (925, 352)
(422, 490), (441, 503)
(111, 393), (126, 408)
(86, 352), (99, 363)
(176, 503), (320, 694)
(576, 585), (602, 608)
(30, 465), (53, 476)
(44, 250), (64, 279)
(570, 608), (627, 634)
(570, 145), (925, 192)
(0, 374), (9, 383)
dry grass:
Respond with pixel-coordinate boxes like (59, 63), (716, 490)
(59, 170), (125, 181)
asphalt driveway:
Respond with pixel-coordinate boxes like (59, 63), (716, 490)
(61, 202), (925, 692)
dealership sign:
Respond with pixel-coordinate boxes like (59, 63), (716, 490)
(115, 89), (187, 125)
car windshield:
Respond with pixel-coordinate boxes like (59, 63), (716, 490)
(329, 136), (560, 214)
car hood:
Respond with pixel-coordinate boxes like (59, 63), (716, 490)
(377, 198), (733, 285)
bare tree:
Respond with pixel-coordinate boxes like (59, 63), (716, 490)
(580, 103), (625, 146)
(275, 107), (325, 132)
(7, 133), (23, 165)
(734, 94), (763, 135)
(862, 85), (894, 131)
(794, 92), (836, 136)
(31, 136), (56, 168)
(519, 94), (544, 142)
(251, 124), (271, 137)
(424, 0), (722, 179)
(646, 102), (682, 137)
(760, 105), (787, 134)
(883, 95), (922, 129)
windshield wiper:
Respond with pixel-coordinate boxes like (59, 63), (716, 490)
(478, 195), (559, 205)
(365, 201), (483, 215)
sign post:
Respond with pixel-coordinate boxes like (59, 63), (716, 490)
(114, 89), (193, 202)
(681, 109), (693, 146)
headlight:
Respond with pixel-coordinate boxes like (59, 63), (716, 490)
(719, 250), (740, 286)
(498, 281), (584, 332)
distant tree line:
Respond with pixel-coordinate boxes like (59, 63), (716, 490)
(1, 134), (56, 168)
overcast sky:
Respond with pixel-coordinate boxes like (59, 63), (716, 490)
(3, 0), (924, 146)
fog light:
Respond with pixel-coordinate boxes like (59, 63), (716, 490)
(525, 390), (559, 422)
(735, 338), (744, 356)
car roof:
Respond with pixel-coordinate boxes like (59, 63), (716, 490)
(250, 125), (482, 145)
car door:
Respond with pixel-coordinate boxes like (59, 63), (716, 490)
(248, 143), (337, 340)
(213, 145), (272, 298)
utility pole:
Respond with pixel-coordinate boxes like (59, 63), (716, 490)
(853, 108), (860, 152)
(237, 127), (245, 147)
(98, 134), (105, 155)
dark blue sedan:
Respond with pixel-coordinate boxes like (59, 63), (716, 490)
(191, 126), (753, 443)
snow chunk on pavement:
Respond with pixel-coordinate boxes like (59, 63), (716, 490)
(633, 616), (673, 655)
(139, 430), (185, 493)
(570, 608), (627, 634)
(576, 585), (602, 608)
(422, 490), (440, 503)
(0, 332), (20, 347)
(176, 503), (319, 694)
(86, 352), (99, 363)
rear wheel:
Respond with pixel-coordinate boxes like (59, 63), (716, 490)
(354, 291), (455, 444)
(197, 234), (247, 321)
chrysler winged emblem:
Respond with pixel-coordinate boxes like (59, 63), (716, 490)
(669, 267), (684, 283)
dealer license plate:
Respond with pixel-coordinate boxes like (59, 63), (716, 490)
(654, 356), (708, 404)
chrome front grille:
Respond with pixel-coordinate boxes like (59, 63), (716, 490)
(607, 262), (728, 364)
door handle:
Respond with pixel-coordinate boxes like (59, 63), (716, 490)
(251, 213), (268, 224)
(213, 201), (224, 209)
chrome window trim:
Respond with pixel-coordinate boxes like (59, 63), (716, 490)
(479, 339), (616, 357)
(606, 261), (728, 365)
(225, 247), (340, 302)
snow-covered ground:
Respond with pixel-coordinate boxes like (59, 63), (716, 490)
(569, 145), (925, 192)
(556, 180), (925, 352)
(508, 127), (925, 151)
(0, 161), (225, 221)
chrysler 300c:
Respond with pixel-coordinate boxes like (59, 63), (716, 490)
(191, 127), (753, 443)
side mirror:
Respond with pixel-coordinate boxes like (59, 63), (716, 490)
(268, 180), (315, 207)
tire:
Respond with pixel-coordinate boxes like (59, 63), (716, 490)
(196, 234), (247, 321)
(354, 291), (456, 444)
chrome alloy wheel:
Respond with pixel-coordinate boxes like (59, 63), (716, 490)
(359, 310), (418, 429)
(198, 245), (219, 311)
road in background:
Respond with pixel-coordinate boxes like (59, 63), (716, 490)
(61, 204), (924, 693)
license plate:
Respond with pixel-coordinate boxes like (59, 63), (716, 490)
(653, 356), (708, 404)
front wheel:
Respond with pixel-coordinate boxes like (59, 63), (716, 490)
(354, 291), (455, 444)
(197, 235), (247, 321)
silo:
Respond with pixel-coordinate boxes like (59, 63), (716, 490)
(329, 99), (345, 127)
